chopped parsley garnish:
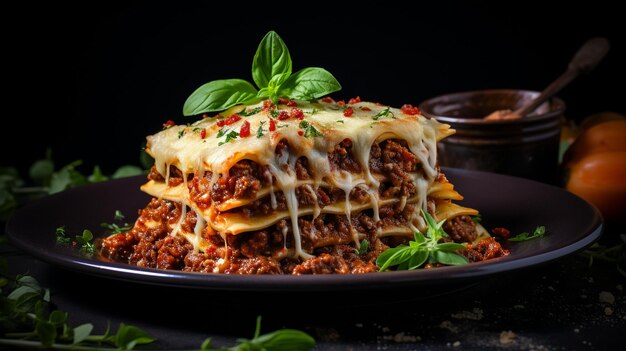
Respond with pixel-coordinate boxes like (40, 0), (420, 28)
(269, 109), (280, 118)
(299, 121), (323, 138)
(192, 127), (203, 133)
(307, 108), (319, 115)
(372, 107), (394, 120)
(239, 107), (262, 117)
(177, 130), (186, 139)
(256, 121), (266, 138)
(336, 120), (344, 124)
(55, 225), (70, 245)
(218, 131), (240, 146)
(509, 226), (546, 242)
(216, 127), (228, 138)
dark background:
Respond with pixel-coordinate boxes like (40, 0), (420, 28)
(4, 1), (625, 175)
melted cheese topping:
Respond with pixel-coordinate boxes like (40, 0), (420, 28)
(144, 99), (457, 259)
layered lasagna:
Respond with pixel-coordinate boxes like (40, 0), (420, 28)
(100, 98), (508, 274)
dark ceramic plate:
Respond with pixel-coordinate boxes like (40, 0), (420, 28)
(6, 168), (603, 292)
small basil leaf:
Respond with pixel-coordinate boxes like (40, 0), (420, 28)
(279, 67), (341, 100)
(408, 249), (429, 270)
(434, 251), (469, 266)
(376, 245), (412, 272)
(183, 79), (259, 116)
(252, 31), (292, 88)
(435, 242), (467, 251)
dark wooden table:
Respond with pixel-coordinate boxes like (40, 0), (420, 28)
(2, 226), (624, 350)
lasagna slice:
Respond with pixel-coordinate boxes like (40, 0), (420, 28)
(100, 98), (507, 274)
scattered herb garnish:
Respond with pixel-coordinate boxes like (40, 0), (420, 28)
(336, 120), (344, 124)
(298, 121), (323, 138)
(183, 31), (341, 116)
(192, 127), (203, 133)
(55, 225), (70, 245)
(218, 131), (240, 146)
(114, 210), (125, 221)
(376, 210), (468, 271)
(216, 127), (228, 138)
(307, 108), (319, 115)
(356, 239), (369, 255)
(239, 107), (262, 117)
(471, 214), (482, 223)
(0, 150), (148, 219)
(372, 107), (394, 121)
(177, 129), (186, 139)
(256, 121), (266, 138)
(508, 226), (546, 242)
(0, 253), (314, 350)
(580, 234), (626, 278)
(74, 229), (95, 254)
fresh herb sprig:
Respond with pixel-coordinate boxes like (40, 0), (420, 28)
(56, 226), (96, 254)
(0, 256), (315, 350)
(580, 234), (626, 277)
(183, 31), (341, 116)
(376, 210), (468, 271)
(0, 263), (155, 350)
(101, 210), (132, 234)
(508, 226), (546, 242)
(0, 149), (147, 221)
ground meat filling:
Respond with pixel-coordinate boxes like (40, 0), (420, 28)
(99, 195), (508, 274)
(443, 215), (478, 243)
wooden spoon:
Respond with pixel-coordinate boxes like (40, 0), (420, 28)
(484, 37), (610, 120)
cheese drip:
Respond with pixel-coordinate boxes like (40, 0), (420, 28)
(145, 99), (455, 260)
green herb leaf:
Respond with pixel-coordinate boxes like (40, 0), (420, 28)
(218, 130), (240, 146)
(257, 121), (266, 138)
(356, 239), (369, 255)
(434, 250), (469, 265)
(280, 67), (341, 100)
(114, 210), (125, 221)
(377, 210), (469, 271)
(372, 107), (394, 121)
(239, 107), (262, 117)
(252, 31), (292, 89)
(509, 226), (546, 242)
(75, 230), (95, 254)
(29, 159), (54, 186)
(72, 323), (94, 344)
(183, 79), (259, 116)
(376, 245), (412, 272)
(298, 121), (323, 138)
(88, 165), (109, 183)
(111, 323), (155, 350)
(112, 165), (144, 179)
(55, 226), (70, 245)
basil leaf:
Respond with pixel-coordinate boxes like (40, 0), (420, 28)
(252, 31), (292, 88)
(183, 79), (259, 116)
(407, 249), (429, 270)
(434, 251), (469, 266)
(280, 67), (341, 100)
(435, 242), (467, 251)
(376, 245), (412, 271)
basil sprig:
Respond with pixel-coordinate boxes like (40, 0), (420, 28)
(376, 210), (469, 271)
(183, 31), (341, 116)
